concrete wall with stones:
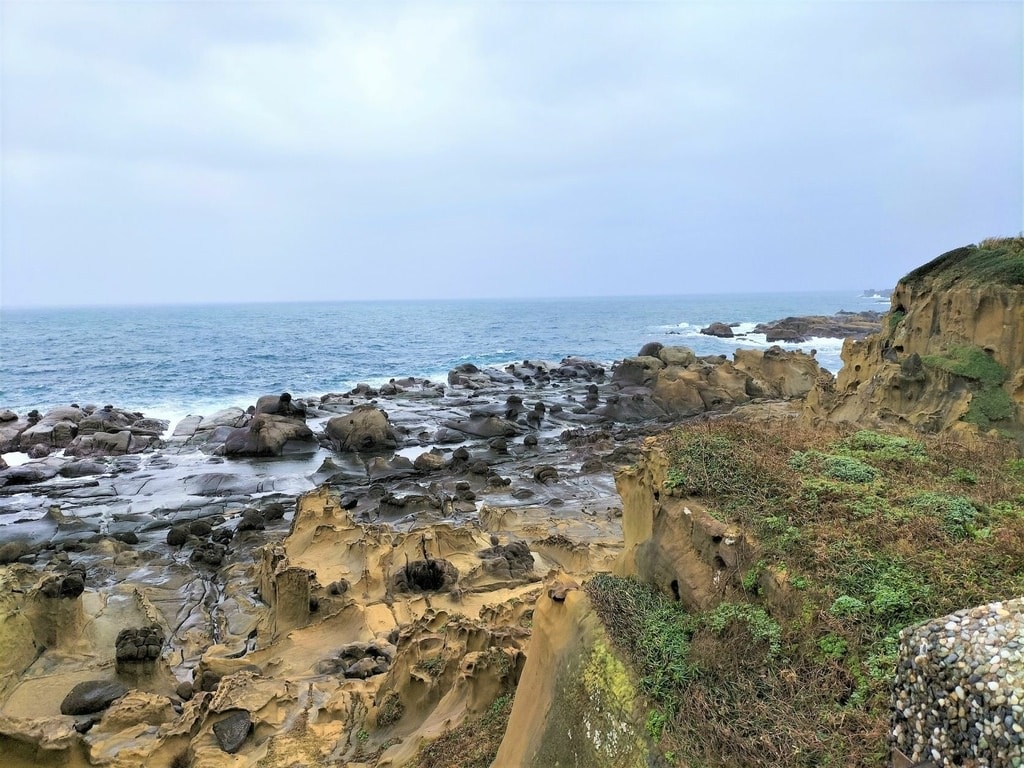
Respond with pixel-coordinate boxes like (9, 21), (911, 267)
(891, 597), (1023, 767)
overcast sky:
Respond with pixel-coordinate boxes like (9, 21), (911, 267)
(1, 1), (1021, 307)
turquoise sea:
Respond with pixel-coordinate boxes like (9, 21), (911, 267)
(0, 292), (887, 425)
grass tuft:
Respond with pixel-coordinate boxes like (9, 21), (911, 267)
(597, 418), (1024, 767)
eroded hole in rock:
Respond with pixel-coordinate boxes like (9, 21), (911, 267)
(713, 556), (727, 570)
(392, 558), (459, 593)
(670, 579), (681, 601)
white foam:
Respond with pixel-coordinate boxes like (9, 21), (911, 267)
(1, 451), (31, 467)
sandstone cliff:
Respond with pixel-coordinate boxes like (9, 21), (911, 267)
(806, 237), (1024, 439)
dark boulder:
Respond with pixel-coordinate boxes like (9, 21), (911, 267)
(60, 680), (128, 716)
(213, 709), (252, 754)
(392, 558), (459, 593)
(700, 322), (735, 338)
(638, 342), (664, 358)
(479, 540), (534, 578)
(167, 525), (189, 547)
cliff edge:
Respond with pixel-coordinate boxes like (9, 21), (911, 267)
(806, 237), (1024, 440)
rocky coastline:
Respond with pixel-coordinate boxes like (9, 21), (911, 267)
(2, 244), (1022, 768)
(699, 310), (882, 342)
(0, 343), (825, 767)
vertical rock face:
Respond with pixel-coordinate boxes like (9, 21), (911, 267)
(891, 597), (1024, 767)
(807, 239), (1024, 437)
(493, 589), (648, 768)
(614, 445), (753, 610)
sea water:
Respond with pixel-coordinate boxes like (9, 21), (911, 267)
(0, 292), (887, 425)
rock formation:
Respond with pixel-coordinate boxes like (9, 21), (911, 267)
(806, 238), (1024, 440)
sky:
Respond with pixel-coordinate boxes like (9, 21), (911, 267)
(1, 1), (1021, 308)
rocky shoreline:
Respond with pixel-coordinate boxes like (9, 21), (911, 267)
(700, 310), (882, 342)
(0, 343), (826, 767)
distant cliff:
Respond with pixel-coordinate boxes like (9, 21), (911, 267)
(806, 237), (1024, 440)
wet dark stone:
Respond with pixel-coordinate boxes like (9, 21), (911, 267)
(263, 502), (286, 521)
(166, 525), (188, 547)
(237, 509), (265, 532)
(60, 680), (128, 716)
(479, 540), (534, 577)
(199, 670), (222, 692)
(328, 579), (350, 596)
(116, 625), (164, 665)
(213, 709), (252, 754)
(191, 541), (227, 567)
(532, 465), (559, 484)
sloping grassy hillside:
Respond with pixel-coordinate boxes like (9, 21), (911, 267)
(901, 236), (1024, 287)
(589, 419), (1024, 767)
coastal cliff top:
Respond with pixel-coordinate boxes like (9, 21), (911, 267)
(901, 236), (1024, 289)
(604, 417), (1024, 767)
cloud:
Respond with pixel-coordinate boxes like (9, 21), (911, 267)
(1, 1), (1021, 305)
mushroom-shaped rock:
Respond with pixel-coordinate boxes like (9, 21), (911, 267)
(115, 625), (165, 671)
(326, 406), (397, 452)
(60, 680), (129, 716)
(223, 413), (316, 457)
(254, 392), (306, 419)
(414, 451), (446, 472)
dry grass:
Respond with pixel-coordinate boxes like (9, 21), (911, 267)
(413, 692), (514, 768)
(591, 417), (1024, 767)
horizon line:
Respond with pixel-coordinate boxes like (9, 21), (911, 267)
(0, 286), (888, 312)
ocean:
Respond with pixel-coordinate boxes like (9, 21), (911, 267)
(0, 291), (887, 427)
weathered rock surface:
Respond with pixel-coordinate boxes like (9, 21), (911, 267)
(326, 405), (397, 451)
(806, 240), (1024, 437)
(0, 341), (836, 767)
(700, 321), (735, 338)
(753, 311), (881, 342)
(223, 413), (317, 457)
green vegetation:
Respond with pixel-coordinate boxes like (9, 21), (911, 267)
(920, 345), (1014, 429)
(921, 345), (1007, 387)
(376, 692), (405, 728)
(415, 655), (446, 677)
(414, 675), (516, 768)
(599, 419), (1024, 767)
(963, 387), (1015, 429)
(901, 236), (1024, 287)
(888, 309), (905, 331)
